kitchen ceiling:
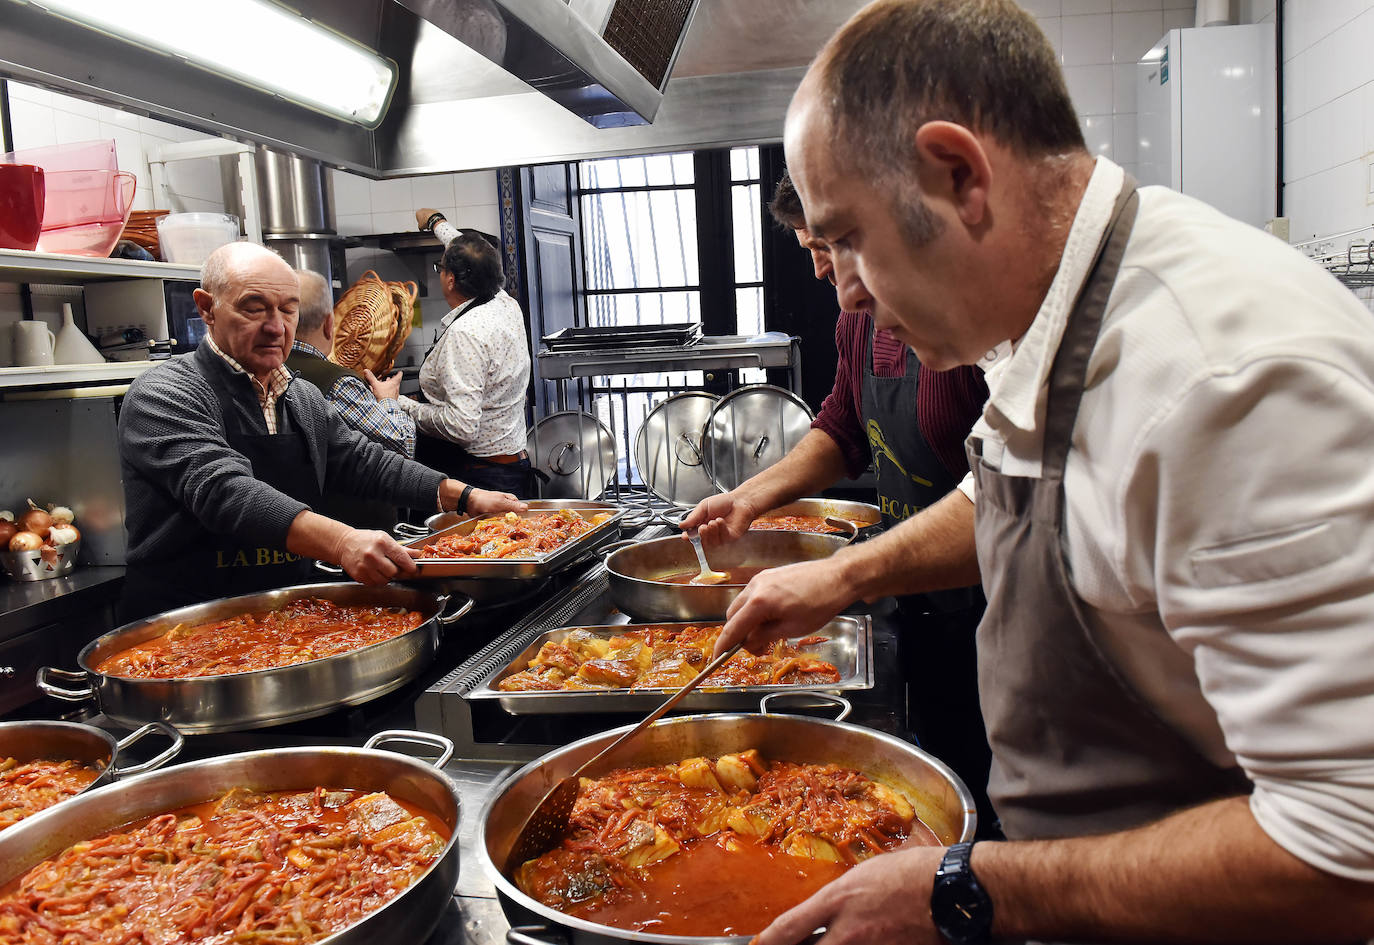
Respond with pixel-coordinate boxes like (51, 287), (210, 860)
(0, 0), (867, 176)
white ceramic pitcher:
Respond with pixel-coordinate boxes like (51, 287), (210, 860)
(13, 320), (56, 367)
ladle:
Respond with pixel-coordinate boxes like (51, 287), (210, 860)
(687, 530), (728, 585)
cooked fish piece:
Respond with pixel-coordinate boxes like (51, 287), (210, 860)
(677, 757), (725, 794)
(621, 824), (680, 868)
(781, 830), (843, 863)
(715, 754), (759, 793)
(576, 658), (638, 688)
(347, 792), (411, 831)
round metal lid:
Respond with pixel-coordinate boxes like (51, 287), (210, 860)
(633, 391), (720, 507)
(526, 411), (618, 500)
(701, 384), (815, 492)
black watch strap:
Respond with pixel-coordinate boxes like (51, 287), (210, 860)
(423, 211), (446, 232)
(931, 841), (993, 945)
(457, 484), (475, 514)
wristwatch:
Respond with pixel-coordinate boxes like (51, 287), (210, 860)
(930, 841), (994, 944)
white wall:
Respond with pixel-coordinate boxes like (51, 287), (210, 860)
(1019, 0), (1198, 180)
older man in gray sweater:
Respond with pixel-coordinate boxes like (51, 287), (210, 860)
(117, 241), (522, 620)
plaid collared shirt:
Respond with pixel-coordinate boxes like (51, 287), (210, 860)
(290, 341), (416, 458)
(205, 334), (293, 433)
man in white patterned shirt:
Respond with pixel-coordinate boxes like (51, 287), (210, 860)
(368, 212), (533, 496)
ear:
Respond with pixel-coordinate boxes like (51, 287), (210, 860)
(912, 121), (993, 227)
(322, 309), (335, 343)
(192, 287), (216, 326)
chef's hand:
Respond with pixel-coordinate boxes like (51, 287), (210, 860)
(680, 491), (760, 545)
(713, 557), (853, 657)
(751, 844), (946, 945)
(416, 207), (442, 230)
(337, 529), (419, 584)
(363, 368), (402, 401)
(468, 490), (526, 516)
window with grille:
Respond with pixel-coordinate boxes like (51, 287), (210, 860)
(577, 147), (766, 487)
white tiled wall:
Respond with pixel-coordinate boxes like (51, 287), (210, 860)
(331, 169), (500, 240)
(1020, 0), (1198, 179)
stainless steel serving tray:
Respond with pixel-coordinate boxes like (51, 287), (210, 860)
(467, 615), (873, 715)
(401, 504), (626, 580)
(763, 497), (883, 537)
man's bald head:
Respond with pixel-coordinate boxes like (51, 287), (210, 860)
(201, 241), (292, 298)
(194, 241), (300, 381)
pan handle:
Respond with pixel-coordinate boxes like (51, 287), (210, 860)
(365, 730), (454, 769)
(759, 691), (852, 722)
(507, 927), (570, 945)
(654, 506), (690, 529)
(111, 721), (185, 777)
(36, 666), (95, 701)
(596, 538), (639, 561)
(393, 521), (428, 539)
(314, 559), (344, 574)
(436, 594), (475, 626)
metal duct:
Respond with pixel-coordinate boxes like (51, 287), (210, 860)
(254, 147), (339, 290)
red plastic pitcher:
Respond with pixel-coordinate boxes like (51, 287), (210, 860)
(0, 163), (46, 251)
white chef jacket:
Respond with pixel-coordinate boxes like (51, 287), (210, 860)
(961, 157), (1374, 880)
(400, 290), (530, 458)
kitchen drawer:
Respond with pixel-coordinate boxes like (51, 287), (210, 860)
(0, 623), (61, 714)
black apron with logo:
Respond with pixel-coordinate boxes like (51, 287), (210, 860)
(860, 323), (995, 836)
(120, 373), (322, 622)
(970, 179), (1250, 846)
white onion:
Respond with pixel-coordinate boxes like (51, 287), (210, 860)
(49, 505), (75, 526)
(49, 524), (80, 546)
(0, 511), (13, 523)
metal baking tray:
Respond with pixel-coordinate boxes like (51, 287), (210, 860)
(400, 504), (626, 580)
(467, 615), (873, 714)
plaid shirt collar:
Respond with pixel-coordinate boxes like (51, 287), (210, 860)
(206, 333), (293, 428)
(291, 339), (328, 360)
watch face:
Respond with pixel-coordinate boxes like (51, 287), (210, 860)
(931, 874), (993, 942)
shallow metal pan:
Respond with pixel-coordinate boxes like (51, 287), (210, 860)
(479, 701), (976, 945)
(397, 505), (626, 580)
(605, 530), (851, 621)
(761, 497), (883, 539)
(0, 720), (183, 828)
(397, 499), (629, 537)
(467, 616), (873, 714)
(0, 731), (460, 945)
(38, 582), (473, 734)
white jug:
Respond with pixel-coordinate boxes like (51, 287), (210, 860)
(13, 320), (56, 367)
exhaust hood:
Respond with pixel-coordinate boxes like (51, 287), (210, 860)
(0, 0), (866, 176)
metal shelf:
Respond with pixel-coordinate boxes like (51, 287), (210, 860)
(0, 361), (157, 391)
(536, 332), (799, 381)
(0, 248), (201, 285)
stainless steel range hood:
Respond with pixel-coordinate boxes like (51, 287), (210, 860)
(0, 0), (865, 176)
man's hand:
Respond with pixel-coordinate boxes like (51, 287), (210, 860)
(468, 489), (526, 515)
(363, 368), (402, 401)
(416, 207), (441, 230)
(714, 557), (856, 656)
(752, 844), (946, 945)
(334, 528), (419, 584)
(681, 491), (762, 545)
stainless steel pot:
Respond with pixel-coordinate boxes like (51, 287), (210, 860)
(0, 719), (183, 824)
(38, 582), (473, 733)
(762, 498), (883, 540)
(604, 530), (851, 621)
(479, 698), (976, 945)
(0, 731), (460, 945)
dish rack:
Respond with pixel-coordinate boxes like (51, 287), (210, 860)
(1298, 227), (1374, 290)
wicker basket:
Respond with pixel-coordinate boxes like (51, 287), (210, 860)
(0, 538), (80, 582)
(329, 270), (418, 375)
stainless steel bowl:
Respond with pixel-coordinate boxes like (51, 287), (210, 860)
(604, 530), (851, 621)
(0, 719), (182, 826)
(38, 583), (473, 733)
(0, 731), (460, 945)
(479, 700), (976, 945)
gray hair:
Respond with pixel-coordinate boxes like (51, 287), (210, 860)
(295, 269), (334, 335)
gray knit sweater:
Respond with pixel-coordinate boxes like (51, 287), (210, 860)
(118, 342), (444, 564)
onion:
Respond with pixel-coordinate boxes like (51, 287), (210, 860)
(0, 521), (16, 547)
(49, 524), (80, 546)
(49, 505), (75, 526)
(19, 500), (52, 540)
(9, 531), (43, 552)
(0, 511), (12, 523)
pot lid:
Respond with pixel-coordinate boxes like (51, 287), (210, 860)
(633, 391), (720, 507)
(527, 411), (618, 500)
(701, 384), (815, 492)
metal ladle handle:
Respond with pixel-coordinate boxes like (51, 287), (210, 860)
(575, 640), (745, 777)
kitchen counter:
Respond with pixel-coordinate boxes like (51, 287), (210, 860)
(0, 566), (124, 643)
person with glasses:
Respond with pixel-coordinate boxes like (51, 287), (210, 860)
(365, 209), (534, 497)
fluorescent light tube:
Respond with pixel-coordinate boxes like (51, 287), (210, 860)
(22, 0), (397, 127)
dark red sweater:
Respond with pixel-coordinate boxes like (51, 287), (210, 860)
(812, 311), (989, 480)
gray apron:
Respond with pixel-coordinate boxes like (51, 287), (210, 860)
(969, 180), (1250, 843)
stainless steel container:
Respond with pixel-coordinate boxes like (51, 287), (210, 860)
(38, 583), (473, 733)
(604, 530), (851, 621)
(0, 719), (182, 824)
(466, 616), (874, 714)
(0, 731), (460, 945)
(761, 498), (883, 540)
(479, 703), (976, 945)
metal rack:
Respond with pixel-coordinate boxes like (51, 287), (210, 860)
(1297, 226), (1374, 290)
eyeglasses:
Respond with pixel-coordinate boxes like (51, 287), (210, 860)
(432, 261), (444, 275)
